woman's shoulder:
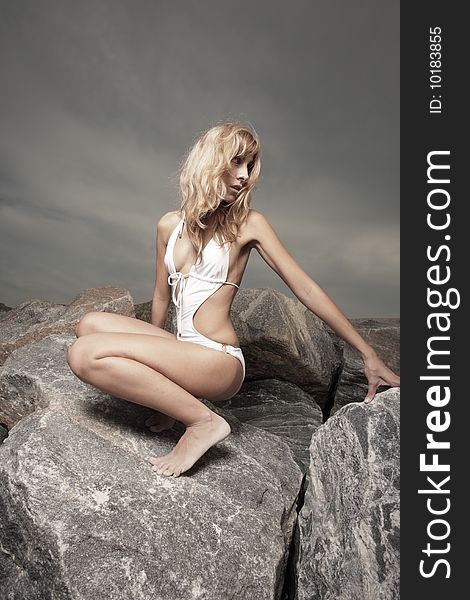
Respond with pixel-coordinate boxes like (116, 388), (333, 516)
(246, 208), (266, 223)
(157, 210), (183, 244)
(249, 208), (273, 229)
(238, 208), (269, 248)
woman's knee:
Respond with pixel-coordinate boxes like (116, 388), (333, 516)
(75, 311), (104, 337)
(66, 336), (97, 379)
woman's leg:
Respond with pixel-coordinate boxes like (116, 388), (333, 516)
(66, 331), (244, 477)
(75, 311), (180, 431)
(75, 311), (174, 339)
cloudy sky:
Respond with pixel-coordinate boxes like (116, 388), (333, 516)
(0, 0), (399, 317)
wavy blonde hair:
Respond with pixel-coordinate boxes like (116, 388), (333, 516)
(177, 121), (261, 266)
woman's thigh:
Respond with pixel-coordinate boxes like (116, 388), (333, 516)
(67, 332), (243, 401)
(76, 311), (175, 339)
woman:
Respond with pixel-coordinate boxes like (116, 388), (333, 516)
(67, 121), (400, 478)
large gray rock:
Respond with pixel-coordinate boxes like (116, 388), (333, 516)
(138, 288), (344, 412)
(134, 299), (176, 334)
(1, 286), (400, 598)
(329, 318), (400, 415)
(295, 388), (400, 600)
(217, 378), (323, 473)
(0, 302), (12, 315)
(0, 287), (135, 366)
(0, 334), (303, 600)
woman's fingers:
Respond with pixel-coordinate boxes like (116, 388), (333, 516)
(364, 382), (377, 403)
(364, 373), (400, 405)
(382, 370), (400, 388)
(361, 354), (401, 405)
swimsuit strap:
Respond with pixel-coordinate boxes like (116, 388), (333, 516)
(167, 271), (239, 295)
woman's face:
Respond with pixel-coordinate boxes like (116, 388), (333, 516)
(221, 154), (255, 204)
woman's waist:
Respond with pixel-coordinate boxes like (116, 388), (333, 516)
(179, 314), (240, 347)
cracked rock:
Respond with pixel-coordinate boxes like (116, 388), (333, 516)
(295, 388), (400, 600)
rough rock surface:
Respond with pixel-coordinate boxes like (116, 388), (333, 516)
(329, 318), (400, 415)
(0, 334), (303, 600)
(134, 299), (175, 333)
(217, 378), (323, 473)
(137, 287), (344, 411)
(295, 388), (400, 600)
(0, 301), (12, 315)
(1, 287), (401, 599)
(0, 287), (135, 366)
(0, 423), (7, 443)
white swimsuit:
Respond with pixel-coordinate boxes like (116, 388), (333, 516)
(164, 213), (246, 379)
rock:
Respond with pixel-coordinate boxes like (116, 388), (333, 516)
(0, 302), (12, 315)
(329, 318), (400, 416)
(217, 378), (323, 473)
(294, 388), (400, 600)
(0, 287), (135, 366)
(138, 288), (344, 412)
(0, 334), (303, 600)
(134, 300), (176, 334)
(0, 286), (400, 598)
(134, 301), (151, 322)
(232, 290), (343, 407)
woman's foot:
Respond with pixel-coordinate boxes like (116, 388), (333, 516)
(147, 411), (231, 477)
(145, 412), (176, 433)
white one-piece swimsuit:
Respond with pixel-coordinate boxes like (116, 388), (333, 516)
(164, 213), (246, 380)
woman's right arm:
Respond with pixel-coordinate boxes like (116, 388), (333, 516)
(151, 214), (172, 328)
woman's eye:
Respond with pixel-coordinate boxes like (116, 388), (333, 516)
(231, 156), (254, 172)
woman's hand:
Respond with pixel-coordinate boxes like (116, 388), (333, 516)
(362, 351), (401, 404)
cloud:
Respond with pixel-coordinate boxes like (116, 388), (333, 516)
(0, 0), (399, 317)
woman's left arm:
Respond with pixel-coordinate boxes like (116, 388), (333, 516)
(248, 210), (400, 402)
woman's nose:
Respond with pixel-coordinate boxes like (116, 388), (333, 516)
(236, 163), (249, 180)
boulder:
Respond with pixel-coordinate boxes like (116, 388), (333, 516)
(0, 423), (7, 444)
(294, 388), (400, 600)
(217, 378), (323, 473)
(329, 318), (400, 415)
(0, 287), (135, 366)
(0, 334), (303, 600)
(1, 286), (401, 599)
(134, 299), (175, 334)
(0, 301), (12, 315)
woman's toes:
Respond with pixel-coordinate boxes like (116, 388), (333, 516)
(155, 461), (169, 473)
(149, 459), (167, 471)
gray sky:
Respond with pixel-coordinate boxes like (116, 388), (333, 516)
(0, 0), (399, 317)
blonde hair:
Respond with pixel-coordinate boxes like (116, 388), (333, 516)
(177, 121), (261, 265)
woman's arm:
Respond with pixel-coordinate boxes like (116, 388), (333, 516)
(151, 214), (172, 328)
(247, 209), (400, 401)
